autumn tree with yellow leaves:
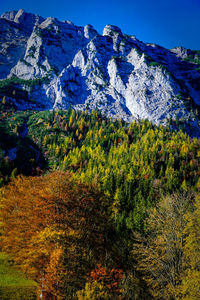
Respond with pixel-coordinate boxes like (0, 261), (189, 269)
(131, 193), (194, 300)
(177, 194), (200, 299)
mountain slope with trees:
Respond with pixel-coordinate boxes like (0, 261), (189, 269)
(0, 105), (200, 298)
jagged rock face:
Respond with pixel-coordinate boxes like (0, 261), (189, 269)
(0, 18), (27, 78)
(1, 9), (44, 31)
(0, 9), (44, 78)
(0, 9), (200, 135)
(1, 10), (18, 22)
(9, 16), (98, 80)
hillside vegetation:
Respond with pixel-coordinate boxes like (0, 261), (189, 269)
(0, 105), (200, 299)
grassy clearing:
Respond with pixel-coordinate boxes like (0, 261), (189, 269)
(0, 252), (37, 299)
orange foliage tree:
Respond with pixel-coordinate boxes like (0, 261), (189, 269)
(90, 264), (123, 295)
(0, 171), (111, 298)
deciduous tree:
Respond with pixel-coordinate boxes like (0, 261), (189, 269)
(1, 171), (111, 298)
(131, 193), (193, 299)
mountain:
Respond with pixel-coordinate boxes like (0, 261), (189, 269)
(0, 9), (200, 135)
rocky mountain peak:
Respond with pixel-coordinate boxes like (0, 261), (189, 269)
(0, 9), (200, 136)
(103, 24), (122, 36)
(13, 8), (26, 23)
(0, 10), (18, 21)
(1, 8), (44, 31)
(170, 46), (190, 59)
(39, 17), (59, 30)
(84, 24), (98, 39)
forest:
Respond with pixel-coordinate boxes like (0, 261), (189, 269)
(0, 101), (200, 299)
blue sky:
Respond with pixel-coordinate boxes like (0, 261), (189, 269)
(1, 0), (200, 49)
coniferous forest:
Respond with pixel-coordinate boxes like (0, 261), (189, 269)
(0, 102), (200, 299)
